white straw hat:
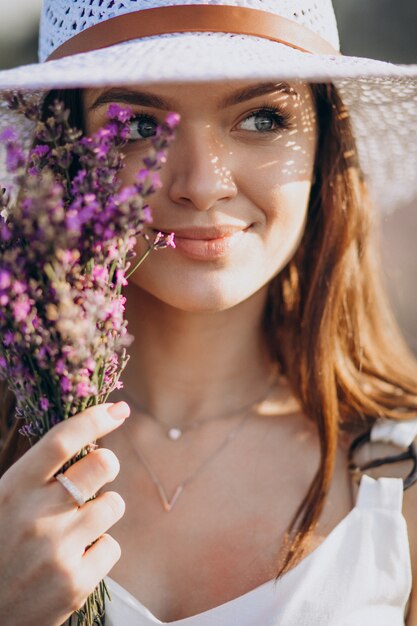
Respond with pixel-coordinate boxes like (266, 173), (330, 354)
(1, 0), (417, 213)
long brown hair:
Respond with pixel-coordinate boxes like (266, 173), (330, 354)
(1, 83), (417, 578)
(265, 83), (417, 574)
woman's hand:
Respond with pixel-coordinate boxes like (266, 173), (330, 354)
(0, 401), (130, 626)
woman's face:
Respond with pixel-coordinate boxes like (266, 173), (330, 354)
(83, 80), (317, 312)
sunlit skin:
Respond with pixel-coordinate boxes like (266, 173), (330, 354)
(83, 80), (318, 424)
(81, 83), (365, 620)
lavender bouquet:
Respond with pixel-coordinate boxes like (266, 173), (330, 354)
(0, 92), (179, 625)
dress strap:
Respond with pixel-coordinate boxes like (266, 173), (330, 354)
(371, 417), (417, 447)
(348, 417), (417, 491)
(356, 474), (404, 511)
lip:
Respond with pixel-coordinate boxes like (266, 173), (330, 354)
(152, 225), (250, 260)
(153, 225), (247, 240)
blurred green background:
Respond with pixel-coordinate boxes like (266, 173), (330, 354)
(0, 0), (416, 353)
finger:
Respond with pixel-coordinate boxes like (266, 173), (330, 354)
(8, 402), (130, 487)
(51, 448), (120, 509)
(73, 491), (125, 551)
(78, 533), (122, 597)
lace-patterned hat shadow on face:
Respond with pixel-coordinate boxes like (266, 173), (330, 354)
(0, 0), (417, 214)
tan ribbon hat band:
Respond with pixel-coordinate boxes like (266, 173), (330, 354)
(47, 4), (340, 62)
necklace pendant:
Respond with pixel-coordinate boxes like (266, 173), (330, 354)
(157, 484), (184, 512)
(168, 427), (182, 440)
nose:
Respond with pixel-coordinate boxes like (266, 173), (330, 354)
(166, 125), (238, 212)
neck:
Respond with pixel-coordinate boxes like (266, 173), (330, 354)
(117, 282), (276, 426)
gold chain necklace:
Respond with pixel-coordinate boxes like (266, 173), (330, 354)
(121, 367), (278, 441)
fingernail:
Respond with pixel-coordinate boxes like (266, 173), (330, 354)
(108, 401), (130, 420)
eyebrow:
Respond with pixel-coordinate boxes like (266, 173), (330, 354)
(88, 81), (296, 112)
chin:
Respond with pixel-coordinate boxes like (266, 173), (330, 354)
(129, 269), (266, 313)
(147, 285), (252, 313)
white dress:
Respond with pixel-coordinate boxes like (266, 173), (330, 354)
(103, 418), (416, 625)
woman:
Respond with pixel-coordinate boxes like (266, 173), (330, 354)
(0, 1), (417, 625)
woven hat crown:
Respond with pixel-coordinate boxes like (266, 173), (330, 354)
(39, 0), (341, 63)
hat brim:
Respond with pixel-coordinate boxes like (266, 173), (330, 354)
(1, 32), (417, 213)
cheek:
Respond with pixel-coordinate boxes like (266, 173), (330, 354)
(235, 138), (313, 276)
(262, 180), (311, 276)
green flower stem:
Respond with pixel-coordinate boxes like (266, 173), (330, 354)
(66, 577), (109, 625)
(108, 258), (119, 285)
(125, 244), (153, 279)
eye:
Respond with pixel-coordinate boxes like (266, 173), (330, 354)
(237, 106), (293, 134)
(128, 114), (158, 141)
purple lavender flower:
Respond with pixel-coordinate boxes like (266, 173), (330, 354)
(107, 103), (133, 123)
(142, 205), (152, 223)
(92, 265), (109, 285)
(39, 397), (49, 411)
(0, 269), (11, 289)
(76, 381), (94, 398)
(6, 143), (26, 172)
(153, 231), (176, 249)
(0, 223), (11, 241)
(0, 128), (17, 142)
(31, 144), (50, 158)
(60, 376), (72, 393)
(12, 297), (32, 322)
(2, 330), (13, 347)
(0, 92), (180, 626)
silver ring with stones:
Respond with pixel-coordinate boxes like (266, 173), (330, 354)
(55, 473), (87, 507)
